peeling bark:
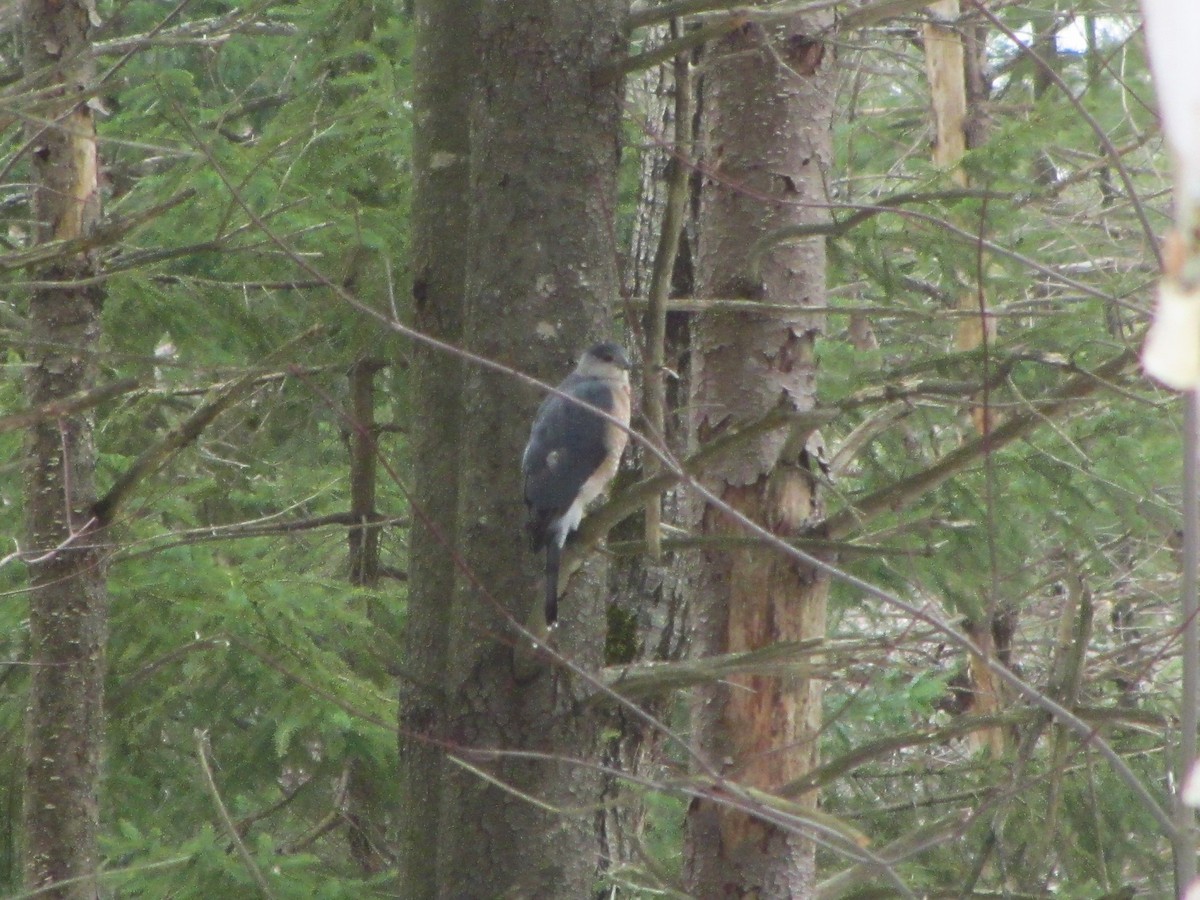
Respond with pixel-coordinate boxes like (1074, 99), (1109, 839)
(684, 14), (833, 898)
(923, 0), (968, 183)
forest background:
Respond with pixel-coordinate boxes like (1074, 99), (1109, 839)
(0, 0), (1191, 897)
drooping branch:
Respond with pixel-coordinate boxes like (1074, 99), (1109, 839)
(608, 534), (931, 559)
(822, 347), (1137, 539)
(597, 16), (747, 83)
(815, 810), (971, 899)
(93, 13), (298, 57)
(117, 513), (409, 563)
(833, 0), (949, 31)
(625, 0), (931, 34)
(626, 0), (747, 31)
(787, 712), (1027, 795)
(627, 297), (1069, 319)
(687, 776), (871, 855)
(0, 377), (139, 433)
(92, 326), (323, 523)
(752, 201), (1131, 305)
(0, 188), (195, 274)
(195, 730), (279, 900)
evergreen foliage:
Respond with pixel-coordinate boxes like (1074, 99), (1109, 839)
(4, 0), (410, 893)
(0, 0), (1187, 895)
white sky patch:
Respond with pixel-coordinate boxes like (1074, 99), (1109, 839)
(995, 15), (1138, 59)
(1058, 15), (1138, 53)
(984, 15), (1139, 96)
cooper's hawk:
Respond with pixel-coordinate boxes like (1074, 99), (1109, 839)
(522, 341), (632, 625)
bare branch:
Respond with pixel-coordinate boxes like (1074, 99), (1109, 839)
(562, 405), (836, 576)
(195, 730), (279, 900)
(94, 14), (298, 57)
(116, 513), (408, 563)
(601, 638), (826, 696)
(598, 17), (748, 83)
(0, 188), (195, 274)
(815, 809), (971, 898)
(0, 377), (139, 434)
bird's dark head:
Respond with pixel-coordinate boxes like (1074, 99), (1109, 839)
(578, 341), (632, 375)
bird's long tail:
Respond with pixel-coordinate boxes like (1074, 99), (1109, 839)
(544, 541), (561, 627)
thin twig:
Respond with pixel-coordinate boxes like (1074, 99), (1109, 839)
(0, 188), (195, 274)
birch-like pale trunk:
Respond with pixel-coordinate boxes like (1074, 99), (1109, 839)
(1138, 3), (1200, 892)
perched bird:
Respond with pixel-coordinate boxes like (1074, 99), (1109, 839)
(522, 341), (632, 626)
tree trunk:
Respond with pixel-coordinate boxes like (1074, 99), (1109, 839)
(600, 37), (697, 882)
(924, 0), (1008, 757)
(683, 16), (833, 898)
(432, 1), (624, 896)
(398, 0), (475, 894)
(344, 358), (389, 876)
(20, 1), (107, 896)
(347, 357), (385, 589)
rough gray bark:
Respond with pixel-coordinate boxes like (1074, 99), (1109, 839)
(432, 0), (625, 896)
(683, 16), (834, 898)
(600, 37), (697, 884)
(398, 0), (475, 894)
(20, 0), (108, 896)
(628, 28), (678, 301)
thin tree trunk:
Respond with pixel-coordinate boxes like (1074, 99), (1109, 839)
(398, 0), (475, 893)
(21, 1), (107, 896)
(923, 0), (967, 180)
(344, 358), (389, 876)
(683, 16), (833, 898)
(347, 358), (385, 589)
(924, 0), (1008, 757)
(600, 36), (697, 882)
(1132, 4), (1200, 891)
(433, 0), (624, 895)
